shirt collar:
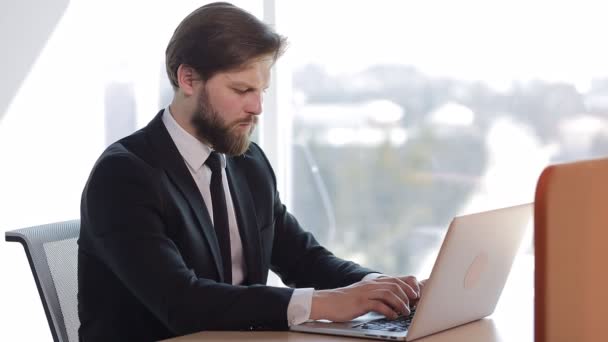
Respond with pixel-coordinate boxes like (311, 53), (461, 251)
(161, 107), (225, 171)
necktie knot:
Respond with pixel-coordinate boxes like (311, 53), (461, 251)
(206, 151), (223, 174)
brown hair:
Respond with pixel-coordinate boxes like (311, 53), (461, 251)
(165, 2), (287, 89)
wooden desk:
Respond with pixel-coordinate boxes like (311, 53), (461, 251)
(166, 254), (533, 342)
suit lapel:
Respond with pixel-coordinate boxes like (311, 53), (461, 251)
(226, 157), (263, 284)
(144, 111), (225, 282)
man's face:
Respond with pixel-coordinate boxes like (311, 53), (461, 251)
(191, 57), (272, 156)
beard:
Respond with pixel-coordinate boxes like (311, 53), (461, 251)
(191, 88), (257, 156)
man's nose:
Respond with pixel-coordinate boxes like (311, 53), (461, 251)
(246, 93), (263, 115)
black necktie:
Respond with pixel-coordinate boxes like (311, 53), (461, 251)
(205, 151), (232, 284)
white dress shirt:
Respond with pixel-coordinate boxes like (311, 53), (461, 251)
(162, 108), (329, 325)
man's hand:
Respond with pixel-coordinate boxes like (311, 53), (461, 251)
(309, 275), (422, 322)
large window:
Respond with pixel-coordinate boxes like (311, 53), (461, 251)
(277, 0), (608, 277)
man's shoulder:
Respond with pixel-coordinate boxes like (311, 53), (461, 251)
(101, 126), (155, 161)
(97, 111), (171, 170)
(91, 130), (157, 178)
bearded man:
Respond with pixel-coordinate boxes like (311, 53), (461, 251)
(77, 3), (421, 341)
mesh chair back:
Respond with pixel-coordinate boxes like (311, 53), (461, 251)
(5, 220), (80, 342)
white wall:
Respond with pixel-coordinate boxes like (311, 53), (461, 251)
(0, 0), (69, 122)
(2, 1), (75, 340)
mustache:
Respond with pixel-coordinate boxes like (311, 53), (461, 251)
(233, 116), (258, 126)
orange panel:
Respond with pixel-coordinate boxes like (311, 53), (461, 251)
(535, 158), (608, 342)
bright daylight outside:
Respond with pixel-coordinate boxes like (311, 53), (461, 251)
(1, 0), (607, 341)
(280, 0), (608, 278)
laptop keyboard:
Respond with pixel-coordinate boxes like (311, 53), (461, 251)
(354, 308), (416, 332)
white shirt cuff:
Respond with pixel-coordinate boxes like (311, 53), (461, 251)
(287, 274), (383, 326)
(362, 273), (385, 280)
(287, 288), (314, 326)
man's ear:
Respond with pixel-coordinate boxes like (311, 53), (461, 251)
(176, 65), (200, 96)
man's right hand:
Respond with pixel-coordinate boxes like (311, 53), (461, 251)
(309, 276), (422, 322)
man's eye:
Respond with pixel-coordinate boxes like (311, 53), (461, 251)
(234, 88), (249, 94)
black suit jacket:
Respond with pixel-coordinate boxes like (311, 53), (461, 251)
(77, 110), (375, 341)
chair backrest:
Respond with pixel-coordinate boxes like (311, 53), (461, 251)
(5, 220), (80, 342)
(535, 158), (608, 342)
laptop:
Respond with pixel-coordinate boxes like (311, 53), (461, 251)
(291, 203), (532, 341)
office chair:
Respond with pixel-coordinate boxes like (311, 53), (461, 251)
(5, 220), (80, 342)
(535, 157), (608, 342)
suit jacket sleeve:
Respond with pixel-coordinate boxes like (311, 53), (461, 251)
(249, 144), (377, 289)
(81, 149), (293, 335)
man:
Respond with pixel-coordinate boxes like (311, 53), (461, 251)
(78, 2), (421, 341)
